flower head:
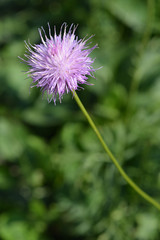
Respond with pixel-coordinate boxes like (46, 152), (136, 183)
(21, 23), (98, 103)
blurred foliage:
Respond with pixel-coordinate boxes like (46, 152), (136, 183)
(0, 0), (160, 239)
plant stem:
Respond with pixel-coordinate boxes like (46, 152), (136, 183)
(126, 0), (155, 116)
(73, 90), (160, 210)
(141, 0), (155, 53)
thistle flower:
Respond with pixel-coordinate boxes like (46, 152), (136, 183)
(21, 23), (97, 103)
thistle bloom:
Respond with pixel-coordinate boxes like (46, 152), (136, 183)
(22, 23), (97, 103)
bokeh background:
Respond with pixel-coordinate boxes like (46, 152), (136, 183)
(0, 0), (160, 239)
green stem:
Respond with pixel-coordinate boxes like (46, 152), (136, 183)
(141, 0), (155, 53)
(126, 0), (155, 111)
(73, 90), (160, 210)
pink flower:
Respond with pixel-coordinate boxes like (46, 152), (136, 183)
(21, 23), (97, 103)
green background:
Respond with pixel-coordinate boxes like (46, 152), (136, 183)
(0, 0), (160, 239)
